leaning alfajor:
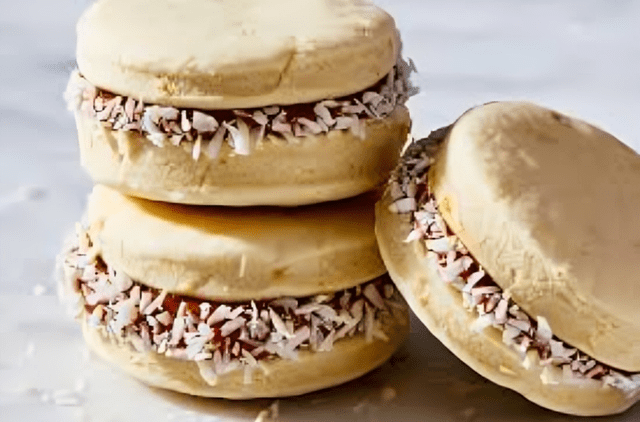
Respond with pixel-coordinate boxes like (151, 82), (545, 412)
(64, 0), (415, 206)
(59, 186), (409, 398)
(376, 102), (640, 416)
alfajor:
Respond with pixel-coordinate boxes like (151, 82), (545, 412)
(64, 0), (415, 206)
(58, 186), (409, 398)
(376, 102), (640, 415)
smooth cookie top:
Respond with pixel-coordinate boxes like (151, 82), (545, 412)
(77, 0), (400, 109)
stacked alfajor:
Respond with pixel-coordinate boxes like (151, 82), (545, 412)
(59, 0), (412, 398)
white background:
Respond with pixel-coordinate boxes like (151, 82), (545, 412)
(1, 0), (639, 420)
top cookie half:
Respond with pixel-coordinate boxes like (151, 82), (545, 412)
(77, 0), (400, 109)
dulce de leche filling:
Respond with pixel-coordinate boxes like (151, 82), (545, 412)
(387, 130), (640, 395)
(64, 57), (417, 160)
(59, 226), (408, 385)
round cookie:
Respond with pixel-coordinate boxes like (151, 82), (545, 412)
(76, 0), (400, 109)
(81, 312), (407, 399)
(85, 185), (387, 300)
(376, 102), (640, 415)
(75, 102), (410, 206)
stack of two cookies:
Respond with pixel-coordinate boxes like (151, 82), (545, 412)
(60, 0), (413, 398)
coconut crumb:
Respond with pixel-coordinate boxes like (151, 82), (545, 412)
(389, 131), (640, 394)
(51, 389), (83, 407)
(255, 401), (279, 422)
(239, 254), (247, 278)
(380, 386), (397, 403)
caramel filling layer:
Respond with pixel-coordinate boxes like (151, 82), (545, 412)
(64, 58), (417, 159)
(59, 227), (408, 385)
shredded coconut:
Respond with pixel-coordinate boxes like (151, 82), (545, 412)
(389, 130), (640, 395)
(64, 58), (417, 159)
(59, 231), (407, 383)
(255, 401), (280, 422)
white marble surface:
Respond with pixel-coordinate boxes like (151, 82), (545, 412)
(1, 0), (640, 420)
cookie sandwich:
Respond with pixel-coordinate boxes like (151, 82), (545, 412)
(59, 186), (409, 398)
(64, 0), (415, 206)
(376, 102), (640, 415)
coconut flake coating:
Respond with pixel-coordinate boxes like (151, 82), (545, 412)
(387, 131), (640, 395)
(64, 58), (417, 159)
(59, 228), (408, 383)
